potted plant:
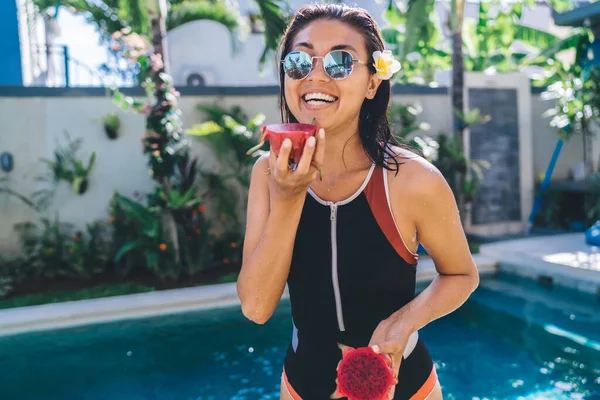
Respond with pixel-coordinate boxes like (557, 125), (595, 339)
(103, 113), (121, 140)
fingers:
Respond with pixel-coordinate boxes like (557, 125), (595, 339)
(313, 128), (326, 165)
(377, 340), (405, 356)
(274, 138), (293, 178)
(267, 129), (325, 193)
(295, 136), (316, 174)
(387, 355), (402, 399)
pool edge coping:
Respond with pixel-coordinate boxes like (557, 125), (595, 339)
(0, 255), (498, 337)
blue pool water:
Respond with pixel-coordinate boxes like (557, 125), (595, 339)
(1, 272), (599, 400)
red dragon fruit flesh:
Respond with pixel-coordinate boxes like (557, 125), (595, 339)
(331, 344), (398, 400)
(246, 119), (323, 180)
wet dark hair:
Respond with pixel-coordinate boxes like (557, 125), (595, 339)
(277, 3), (418, 173)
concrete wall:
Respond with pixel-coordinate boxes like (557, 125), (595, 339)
(0, 86), (589, 253)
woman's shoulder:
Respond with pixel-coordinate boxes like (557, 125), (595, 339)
(385, 145), (450, 198)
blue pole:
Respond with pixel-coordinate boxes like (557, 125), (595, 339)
(524, 138), (564, 235)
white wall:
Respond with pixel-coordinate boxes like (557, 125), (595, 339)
(0, 89), (589, 253)
(168, 20), (280, 87)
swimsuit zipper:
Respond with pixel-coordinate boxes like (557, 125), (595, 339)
(329, 202), (345, 331)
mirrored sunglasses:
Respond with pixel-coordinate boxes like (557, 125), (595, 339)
(282, 50), (368, 81)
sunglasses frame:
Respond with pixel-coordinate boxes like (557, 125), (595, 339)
(281, 49), (369, 81)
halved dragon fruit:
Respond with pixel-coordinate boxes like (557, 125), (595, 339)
(331, 344), (398, 400)
(246, 119), (322, 180)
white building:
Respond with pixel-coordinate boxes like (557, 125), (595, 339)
(15, 0), (49, 86)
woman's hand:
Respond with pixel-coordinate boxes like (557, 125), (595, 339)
(368, 316), (412, 399)
(268, 128), (325, 202)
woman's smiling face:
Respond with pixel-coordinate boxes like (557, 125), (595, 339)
(284, 19), (380, 132)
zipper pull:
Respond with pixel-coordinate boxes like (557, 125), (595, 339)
(330, 203), (337, 220)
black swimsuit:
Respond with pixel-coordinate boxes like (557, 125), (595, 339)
(281, 162), (438, 399)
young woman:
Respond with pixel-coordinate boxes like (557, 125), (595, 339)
(236, 3), (479, 399)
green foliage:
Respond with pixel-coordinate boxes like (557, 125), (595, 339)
(383, 0), (449, 84)
(36, 0), (290, 69)
(253, 0), (290, 66)
(103, 112), (121, 139)
(187, 103), (264, 235)
(541, 65), (600, 140)
(111, 32), (194, 187)
(189, 104), (265, 173)
(432, 133), (491, 204)
(110, 193), (176, 279)
(547, 0), (581, 13)
(0, 177), (36, 210)
(33, 132), (96, 211)
(521, 29), (593, 82)
(33, 0), (131, 39)
(388, 102), (491, 205)
(389, 103), (433, 153)
(12, 215), (111, 282)
(381, 0), (590, 85)
(0, 256), (28, 298)
(108, 191), (218, 280)
(107, 28), (244, 279)
(167, 0), (242, 33)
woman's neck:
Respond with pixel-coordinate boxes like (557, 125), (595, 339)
(320, 120), (371, 180)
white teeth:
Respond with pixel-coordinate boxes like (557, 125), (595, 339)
(303, 92), (337, 102)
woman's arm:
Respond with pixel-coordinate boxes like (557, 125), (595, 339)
(388, 164), (480, 333)
(236, 155), (305, 324)
(237, 131), (325, 324)
(368, 158), (479, 398)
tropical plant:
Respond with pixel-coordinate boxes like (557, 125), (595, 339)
(390, 103), (431, 139)
(188, 103), (265, 186)
(111, 31), (194, 186)
(111, 194), (177, 279)
(12, 215), (109, 280)
(389, 102), (439, 160)
(540, 62), (600, 178)
(33, 132), (96, 210)
(381, 0), (450, 84)
(187, 103), (265, 235)
(109, 191), (214, 279)
(0, 255), (26, 298)
(103, 112), (121, 139)
(0, 177), (36, 210)
(432, 132), (491, 204)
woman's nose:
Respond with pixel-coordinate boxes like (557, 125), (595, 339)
(307, 57), (330, 82)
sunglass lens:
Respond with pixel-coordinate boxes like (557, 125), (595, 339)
(324, 50), (354, 79)
(284, 51), (312, 80)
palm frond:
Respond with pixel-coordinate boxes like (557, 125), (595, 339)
(513, 24), (559, 49)
(523, 28), (593, 66)
(167, 0), (242, 33)
(253, 0), (290, 67)
(401, 0), (432, 61)
(33, 0), (130, 38)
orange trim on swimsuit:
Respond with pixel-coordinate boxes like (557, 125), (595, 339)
(282, 369), (302, 400)
(283, 366), (438, 400)
(410, 365), (438, 400)
(364, 164), (418, 266)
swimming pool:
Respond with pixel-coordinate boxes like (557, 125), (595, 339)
(1, 272), (599, 400)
